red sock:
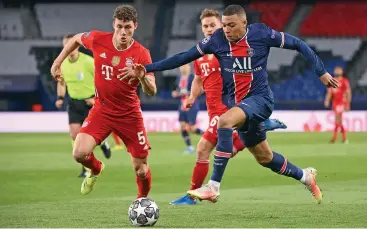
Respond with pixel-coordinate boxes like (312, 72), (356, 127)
(80, 152), (102, 175)
(136, 169), (152, 198)
(340, 124), (347, 141)
(190, 159), (209, 190)
(112, 132), (121, 145)
(232, 132), (246, 153)
(332, 123), (340, 141)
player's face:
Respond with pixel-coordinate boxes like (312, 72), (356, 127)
(113, 19), (137, 46)
(222, 14), (247, 42)
(63, 37), (79, 57)
(334, 67), (343, 78)
(201, 16), (221, 37)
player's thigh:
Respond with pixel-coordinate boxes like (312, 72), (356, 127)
(246, 138), (273, 164)
(236, 95), (274, 131)
(218, 107), (246, 129)
(79, 108), (112, 146)
(197, 137), (216, 160)
(113, 118), (150, 159)
(73, 133), (97, 159)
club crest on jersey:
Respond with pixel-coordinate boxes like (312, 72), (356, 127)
(111, 56), (121, 66)
(125, 57), (134, 66)
(247, 48), (255, 57)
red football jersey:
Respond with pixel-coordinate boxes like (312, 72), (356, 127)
(80, 30), (154, 118)
(194, 54), (228, 117)
(330, 77), (350, 104)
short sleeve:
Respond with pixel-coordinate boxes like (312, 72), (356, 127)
(196, 31), (218, 55)
(80, 30), (98, 50)
(139, 48), (154, 77)
(260, 23), (284, 48)
(193, 60), (201, 76)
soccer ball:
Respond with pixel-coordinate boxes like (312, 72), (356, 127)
(128, 197), (159, 226)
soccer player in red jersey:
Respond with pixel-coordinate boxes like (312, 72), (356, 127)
(50, 5), (156, 197)
(324, 66), (351, 143)
(170, 9), (286, 205)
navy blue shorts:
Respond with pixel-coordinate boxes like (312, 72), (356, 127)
(236, 94), (274, 147)
(179, 108), (199, 125)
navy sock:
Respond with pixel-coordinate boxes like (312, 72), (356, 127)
(262, 152), (303, 180)
(195, 128), (204, 135)
(210, 128), (233, 183)
(181, 130), (192, 146)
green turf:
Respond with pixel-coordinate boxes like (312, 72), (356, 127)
(0, 132), (367, 227)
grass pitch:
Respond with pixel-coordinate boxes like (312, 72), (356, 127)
(0, 132), (367, 227)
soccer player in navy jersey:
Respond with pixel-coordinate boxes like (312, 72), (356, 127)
(121, 5), (339, 204)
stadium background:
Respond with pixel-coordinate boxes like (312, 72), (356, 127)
(1, 0), (367, 228)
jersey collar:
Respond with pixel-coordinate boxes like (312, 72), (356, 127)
(112, 38), (135, 52)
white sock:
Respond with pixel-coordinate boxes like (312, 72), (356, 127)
(300, 169), (307, 184)
(209, 180), (220, 192)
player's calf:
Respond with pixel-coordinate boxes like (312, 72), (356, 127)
(132, 157), (151, 198)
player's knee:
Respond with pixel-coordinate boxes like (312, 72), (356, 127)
(218, 115), (232, 128)
(188, 125), (196, 133)
(72, 147), (87, 162)
(135, 164), (148, 178)
(196, 147), (210, 160)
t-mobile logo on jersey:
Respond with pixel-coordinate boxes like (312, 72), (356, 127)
(200, 63), (210, 76)
(101, 64), (113, 80)
(233, 57), (251, 70)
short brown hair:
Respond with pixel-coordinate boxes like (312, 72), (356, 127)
(63, 34), (75, 39)
(200, 8), (220, 20)
(223, 4), (246, 17)
(113, 5), (137, 23)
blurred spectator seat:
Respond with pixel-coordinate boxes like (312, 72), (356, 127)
(247, 2), (296, 31)
(0, 9), (24, 38)
(305, 38), (362, 61)
(358, 70), (367, 87)
(0, 40), (59, 75)
(35, 3), (123, 38)
(300, 3), (367, 36)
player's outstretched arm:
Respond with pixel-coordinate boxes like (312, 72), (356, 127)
(51, 33), (84, 81)
(282, 34), (339, 88)
(145, 46), (203, 73)
(265, 25), (339, 88)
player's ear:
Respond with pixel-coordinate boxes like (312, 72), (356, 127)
(135, 22), (138, 30)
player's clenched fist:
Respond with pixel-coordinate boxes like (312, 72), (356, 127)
(185, 96), (196, 109)
(51, 62), (63, 81)
(55, 99), (63, 109)
(320, 72), (339, 88)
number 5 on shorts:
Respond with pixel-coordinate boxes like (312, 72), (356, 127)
(137, 131), (146, 145)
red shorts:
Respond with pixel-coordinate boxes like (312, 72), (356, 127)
(333, 103), (345, 114)
(80, 107), (150, 158)
(202, 114), (245, 152)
